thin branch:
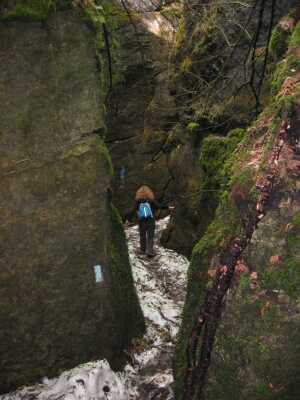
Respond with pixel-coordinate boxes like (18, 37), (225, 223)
(256, 0), (277, 101)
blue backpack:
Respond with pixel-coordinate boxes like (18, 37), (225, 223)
(138, 202), (153, 219)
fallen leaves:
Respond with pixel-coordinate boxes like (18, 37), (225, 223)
(270, 255), (280, 266)
(219, 265), (228, 274)
(284, 222), (293, 232)
(278, 72), (300, 97)
(236, 260), (249, 275)
(260, 301), (271, 317)
(250, 271), (259, 290)
(207, 269), (217, 279)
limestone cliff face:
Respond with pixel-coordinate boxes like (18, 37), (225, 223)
(0, 8), (144, 392)
(174, 15), (300, 399)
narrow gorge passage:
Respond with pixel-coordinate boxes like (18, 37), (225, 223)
(1, 218), (188, 400)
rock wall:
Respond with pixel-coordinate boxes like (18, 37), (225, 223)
(0, 8), (144, 392)
(174, 15), (300, 399)
(161, 0), (300, 256)
(105, 1), (178, 216)
(102, 1), (206, 254)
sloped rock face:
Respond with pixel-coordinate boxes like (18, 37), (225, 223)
(174, 18), (300, 399)
(0, 10), (144, 393)
(204, 107), (300, 400)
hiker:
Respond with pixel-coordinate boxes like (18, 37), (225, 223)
(134, 185), (174, 257)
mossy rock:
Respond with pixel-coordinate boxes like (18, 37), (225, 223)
(174, 195), (243, 398)
(0, 0), (72, 22)
(197, 128), (246, 217)
(269, 25), (290, 60)
(63, 136), (114, 177)
(0, 8), (144, 391)
(270, 21), (300, 94)
(173, 130), (249, 395)
(271, 54), (300, 94)
(174, 52), (300, 398)
(206, 284), (300, 400)
(206, 205), (300, 399)
(289, 20), (300, 48)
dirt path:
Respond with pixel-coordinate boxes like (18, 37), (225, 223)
(1, 217), (188, 400)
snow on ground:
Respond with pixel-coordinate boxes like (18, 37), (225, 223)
(125, 217), (188, 399)
(1, 217), (188, 400)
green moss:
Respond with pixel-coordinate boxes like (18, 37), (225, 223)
(0, 0), (124, 99)
(174, 19), (300, 396)
(108, 205), (145, 350)
(174, 230), (214, 398)
(97, 139), (114, 177)
(271, 54), (300, 93)
(181, 57), (193, 72)
(292, 212), (300, 227)
(174, 124), (261, 398)
(268, 20), (300, 96)
(63, 137), (113, 176)
(174, 186), (245, 398)
(205, 280), (300, 400)
(88, 0), (126, 98)
(260, 215), (300, 298)
(269, 25), (290, 60)
(187, 121), (200, 131)
(261, 259), (300, 298)
(289, 21), (300, 47)
(0, 0), (72, 22)
(227, 127), (246, 142)
(269, 94), (296, 120)
(1, 3), (49, 21)
(175, 17), (186, 50)
(64, 142), (93, 158)
(198, 128), (245, 207)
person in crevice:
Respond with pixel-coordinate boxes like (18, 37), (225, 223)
(133, 185), (173, 257)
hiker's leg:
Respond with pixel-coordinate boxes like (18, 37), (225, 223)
(146, 219), (156, 256)
(148, 218), (155, 240)
(139, 220), (147, 253)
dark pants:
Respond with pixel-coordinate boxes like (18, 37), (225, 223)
(139, 218), (155, 254)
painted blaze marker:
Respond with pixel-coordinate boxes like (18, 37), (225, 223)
(94, 265), (103, 283)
